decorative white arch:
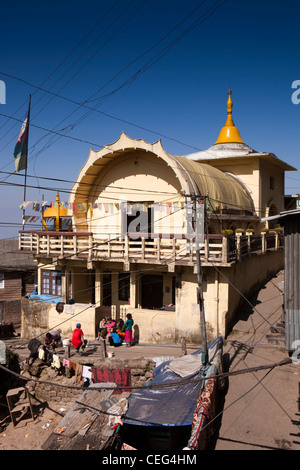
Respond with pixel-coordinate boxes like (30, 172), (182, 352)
(69, 132), (254, 214)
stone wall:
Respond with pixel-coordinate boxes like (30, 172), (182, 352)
(23, 356), (156, 405)
(0, 300), (21, 326)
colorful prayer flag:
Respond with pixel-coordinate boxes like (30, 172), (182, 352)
(14, 97), (31, 172)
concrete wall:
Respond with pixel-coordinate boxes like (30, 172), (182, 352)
(126, 308), (176, 344)
(22, 250), (284, 345)
(21, 298), (51, 340)
(21, 298), (101, 343)
(48, 303), (102, 341)
(172, 249), (284, 344)
(225, 248), (284, 335)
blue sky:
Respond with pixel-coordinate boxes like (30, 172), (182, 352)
(0, 0), (300, 238)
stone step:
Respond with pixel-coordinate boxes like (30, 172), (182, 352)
(270, 326), (285, 335)
(266, 333), (286, 346)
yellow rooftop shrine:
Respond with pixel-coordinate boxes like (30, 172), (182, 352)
(42, 191), (69, 231)
(214, 88), (245, 145)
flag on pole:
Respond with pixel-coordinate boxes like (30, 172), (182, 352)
(14, 98), (31, 172)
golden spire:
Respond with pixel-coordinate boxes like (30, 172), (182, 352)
(41, 190), (68, 231)
(214, 87), (245, 145)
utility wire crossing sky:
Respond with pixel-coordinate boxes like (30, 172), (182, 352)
(0, 0), (300, 238)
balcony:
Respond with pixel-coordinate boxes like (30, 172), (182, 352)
(19, 230), (284, 269)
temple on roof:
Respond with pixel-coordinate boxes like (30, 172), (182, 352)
(185, 88), (296, 227)
(20, 88), (297, 346)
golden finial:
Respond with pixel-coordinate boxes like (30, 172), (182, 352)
(227, 86), (233, 116)
(214, 87), (245, 145)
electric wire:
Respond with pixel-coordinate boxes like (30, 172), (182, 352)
(0, 0), (228, 174)
(0, 357), (292, 394)
(0, 0), (122, 139)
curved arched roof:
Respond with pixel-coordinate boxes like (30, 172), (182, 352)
(70, 132), (254, 213)
(175, 157), (254, 212)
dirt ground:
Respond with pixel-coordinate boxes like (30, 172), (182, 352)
(0, 399), (74, 451)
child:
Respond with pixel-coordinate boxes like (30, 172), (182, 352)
(97, 317), (107, 339)
(116, 319), (125, 342)
(124, 313), (134, 347)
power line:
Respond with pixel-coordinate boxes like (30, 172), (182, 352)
(0, 111), (104, 148)
(0, 0), (122, 139)
(0, 356), (292, 394)
(0, 0), (228, 172)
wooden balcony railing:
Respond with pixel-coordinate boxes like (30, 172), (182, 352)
(19, 230), (284, 267)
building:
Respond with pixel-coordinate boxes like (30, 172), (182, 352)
(262, 209), (300, 351)
(0, 239), (36, 328)
(19, 90), (296, 344)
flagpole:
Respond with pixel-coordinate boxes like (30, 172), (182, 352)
(22, 94), (31, 230)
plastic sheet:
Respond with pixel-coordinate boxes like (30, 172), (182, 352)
(123, 337), (223, 427)
(28, 293), (62, 303)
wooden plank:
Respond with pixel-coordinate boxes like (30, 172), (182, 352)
(42, 384), (128, 450)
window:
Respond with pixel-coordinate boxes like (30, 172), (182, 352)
(270, 176), (275, 190)
(0, 273), (4, 289)
(118, 272), (130, 301)
(41, 270), (62, 296)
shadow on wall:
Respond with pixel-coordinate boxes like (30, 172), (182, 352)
(133, 324), (139, 344)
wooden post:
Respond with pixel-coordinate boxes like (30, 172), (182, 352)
(88, 235), (93, 260)
(222, 236), (228, 264)
(47, 235), (50, 256)
(73, 234), (77, 256)
(141, 237), (145, 261)
(156, 238), (160, 262)
(262, 232), (266, 253)
(60, 235), (64, 256)
(99, 338), (107, 359)
(125, 234), (129, 261)
(236, 233), (242, 261)
(181, 336), (187, 356)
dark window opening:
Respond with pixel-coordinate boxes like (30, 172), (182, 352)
(141, 274), (163, 309)
(119, 272), (130, 301)
(102, 272), (112, 306)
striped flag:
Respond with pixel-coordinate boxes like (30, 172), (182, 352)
(14, 97), (31, 172)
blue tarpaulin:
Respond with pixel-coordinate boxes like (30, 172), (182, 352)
(123, 336), (223, 427)
(28, 293), (62, 304)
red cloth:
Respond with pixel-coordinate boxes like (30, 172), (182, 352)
(92, 367), (132, 394)
(124, 330), (133, 343)
(72, 328), (84, 348)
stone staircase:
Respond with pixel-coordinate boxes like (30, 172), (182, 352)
(266, 321), (286, 347)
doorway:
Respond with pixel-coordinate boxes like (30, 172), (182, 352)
(141, 274), (163, 309)
(102, 272), (112, 306)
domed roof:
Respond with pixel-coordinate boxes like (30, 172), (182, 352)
(43, 191), (68, 218)
(175, 156), (254, 213)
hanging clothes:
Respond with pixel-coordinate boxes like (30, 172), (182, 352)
(92, 368), (132, 394)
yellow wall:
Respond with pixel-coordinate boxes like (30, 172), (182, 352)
(199, 155), (285, 230)
(48, 303), (101, 341)
(87, 153), (184, 239)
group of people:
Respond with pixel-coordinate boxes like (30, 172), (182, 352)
(44, 323), (86, 355)
(97, 313), (134, 347)
(42, 313), (134, 358)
